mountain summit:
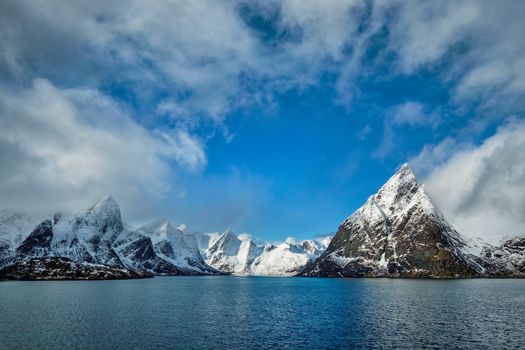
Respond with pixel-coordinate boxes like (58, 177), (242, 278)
(299, 164), (477, 278)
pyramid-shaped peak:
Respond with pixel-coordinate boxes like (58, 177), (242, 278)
(221, 229), (236, 238)
(89, 195), (120, 215)
(141, 218), (175, 233)
(214, 229), (241, 246)
(394, 162), (416, 181)
(83, 195), (123, 235)
(372, 163), (421, 214)
(92, 194), (116, 206)
(379, 163), (417, 193)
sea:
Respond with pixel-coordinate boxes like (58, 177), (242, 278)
(1, 276), (524, 349)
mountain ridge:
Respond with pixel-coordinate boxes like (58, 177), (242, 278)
(1, 163), (524, 279)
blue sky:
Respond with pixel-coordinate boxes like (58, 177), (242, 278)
(0, 1), (524, 242)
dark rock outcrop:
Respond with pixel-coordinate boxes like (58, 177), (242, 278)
(0, 257), (152, 280)
(15, 220), (53, 257)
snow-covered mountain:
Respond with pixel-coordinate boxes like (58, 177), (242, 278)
(205, 230), (263, 274)
(299, 164), (525, 278)
(1, 196), (218, 277)
(301, 164), (478, 278)
(130, 219), (217, 274)
(251, 238), (328, 275)
(0, 211), (44, 262)
(204, 231), (330, 275)
(1, 195), (326, 278)
(3, 169), (523, 280)
(469, 237), (525, 277)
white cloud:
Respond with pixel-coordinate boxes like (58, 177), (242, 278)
(0, 1), (522, 120)
(157, 129), (207, 172)
(393, 101), (430, 126)
(421, 120), (525, 243)
(388, 1), (480, 73)
(0, 1), (370, 119)
(387, 1), (525, 115)
(0, 0), (525, 236)
(410, 137), (464, 178)
(0, 79), (205, 216)
(374, 101), (435, 158)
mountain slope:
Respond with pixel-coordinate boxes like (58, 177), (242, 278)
(300, 164), (477, 278)
(470, 237), (525, 277)
(2, 197), (221, 276)
(0, 211), (44, 264)
(252, 238), (328, 276)
(131, 219), (218, 274)
(205, 231), (330, 275)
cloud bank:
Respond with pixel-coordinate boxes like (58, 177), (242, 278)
(0, 79), (205, 217)
(0, 1), (523, 239)
(415, 120), (525, 243)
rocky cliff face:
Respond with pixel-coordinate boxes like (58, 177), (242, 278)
(299, 164), (478, 278)
(127, 219), (218, 275)
(471, 237), (525, 277)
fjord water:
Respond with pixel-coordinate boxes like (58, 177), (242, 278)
(1, 277), (524, 349)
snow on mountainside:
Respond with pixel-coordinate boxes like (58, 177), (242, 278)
(251, 238), (328, 275)
(0, 211), (44, 245)
(0, 196), (330, 277)
(0, 211), (44, 261)
(3, 175), (522, 279)
(469, 237), (525, 277)
(133, 219), (216, 274)
(0, 197), (218, 277)
(205, 229), (252, 274)
(204, 230), (331, 275)
(47, 196), (124, 267)
(0, 195), (334, 277)
(300, 164), (478, 278)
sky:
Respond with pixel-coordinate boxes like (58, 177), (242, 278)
(0, 1), (524, 243)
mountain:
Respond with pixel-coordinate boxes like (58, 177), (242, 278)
(11, 196), (128, 269)
(205, 230), (254, 274)
(251, 238), (328, 275)
(204, 230), (330, 275)
(129, 219), (217, 274)
(0, 211), (44, 264)
(0, 196), (219, 278)
(299, 164), (478, 278)
(4, 173), (521, 279)
(470, 237), (525, 277)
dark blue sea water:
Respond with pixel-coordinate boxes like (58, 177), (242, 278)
(1, 277), (524, 349)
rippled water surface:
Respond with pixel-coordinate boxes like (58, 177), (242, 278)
(1, 277), (524, 349)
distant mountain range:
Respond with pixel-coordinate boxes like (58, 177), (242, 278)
(1, 164), (524, 280)
(0, 196), (330, 279)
